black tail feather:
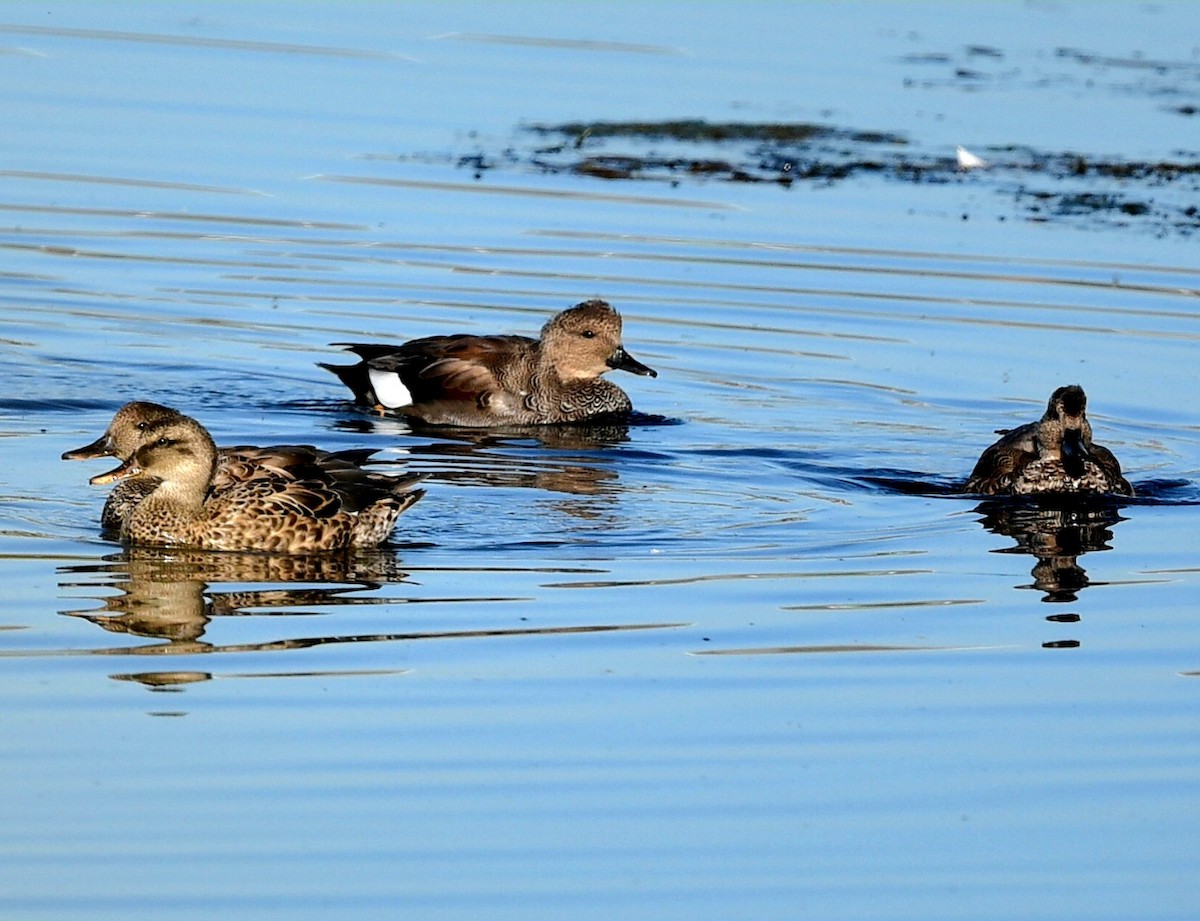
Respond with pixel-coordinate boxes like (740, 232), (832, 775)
(318, 361), (374, 405)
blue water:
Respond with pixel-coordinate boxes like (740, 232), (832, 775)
(2, 3), (1199, 919)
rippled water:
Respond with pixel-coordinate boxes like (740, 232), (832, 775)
(3, 4), (1200, 919)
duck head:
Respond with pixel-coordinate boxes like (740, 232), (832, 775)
(1040, 385), (1093, 478)
(542, 299), (657, 382)
(63, 401), (183, 462)
(89, 416), (218, 492)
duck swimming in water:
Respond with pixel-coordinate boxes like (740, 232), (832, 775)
(64, 401), (386, 532)
(320, 299), (657, 426)
(966, 384), (1133, 497)
(85, 411), (424, 552)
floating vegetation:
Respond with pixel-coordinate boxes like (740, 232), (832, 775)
(436, 118), (1200, 236)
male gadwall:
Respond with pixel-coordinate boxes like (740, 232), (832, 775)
(84, 411), (424, 552)
(967, 385), (1133, 496)
(320, 299), (657, 426)
(64, 401), (385, 531)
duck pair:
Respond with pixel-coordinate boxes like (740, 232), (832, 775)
(63, 403), (426, 553)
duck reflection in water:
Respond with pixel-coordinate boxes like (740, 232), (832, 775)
(335, 414), (655, 498)
(62, 548), (412, 653)
(975, 498), (1127, 602)
(61, 549), (682, 690)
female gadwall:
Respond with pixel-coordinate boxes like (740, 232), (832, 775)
(86, 411), (424, 552)
(321, 299), (657, 426)
(967, 384), (1133, 496)
(64, 401), (384, 531)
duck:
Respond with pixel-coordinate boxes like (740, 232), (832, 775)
(63, 401), (383, 532)
(966, 385), (1134, 496)
(320, 299), (657, 426)
(84, 411), (425, 552)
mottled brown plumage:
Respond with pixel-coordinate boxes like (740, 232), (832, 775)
(64, 401), (383, 531)
(86, 413), (424, 552)
(967, 385), (1133, 497)
(320, 299), (657, 426)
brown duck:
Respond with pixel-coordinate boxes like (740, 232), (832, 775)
(64, 401), (384, 532)
(966, 385), (1133, 496)
(85, 412), (424, 552)
(320, 299), (657, 426)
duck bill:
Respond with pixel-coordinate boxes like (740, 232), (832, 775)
(1060, 428), (1090, 478)
(607, 347), (657, 378)
(90, 459), (139, 486)
(62, 433), (113, 461)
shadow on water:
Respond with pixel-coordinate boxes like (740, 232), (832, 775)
(974, 498), (1127, 605)
(858, 470), (1197, 609)
(786, 457), (1197, 620)
(40, 548), (685, 688)
(322, 403), (681, 496)
(320, 402), (680, 441)
(850, 462), (1198, 506)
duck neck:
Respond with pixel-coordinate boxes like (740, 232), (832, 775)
(148, 476), (208, 511)
(533, 344), (564, 383)
(125, 464), (213, 543)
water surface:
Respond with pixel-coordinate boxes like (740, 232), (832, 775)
(2, 4), (1199, 920)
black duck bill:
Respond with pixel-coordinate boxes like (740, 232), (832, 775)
(1060, 428), (1090, 478)
(607, 347), (657, 377)
(62, 433), (115, 461)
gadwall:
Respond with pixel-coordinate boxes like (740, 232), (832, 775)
(85, 411), (424, 552)
(64, 401), (384, 531)
(321, 299), (657, 426)
(967, 385), (1133, 496)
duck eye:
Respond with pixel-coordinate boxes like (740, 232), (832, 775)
(157, 436), (170, 447)
(581, 329), (596, 339)
(136, 422), (148, 431)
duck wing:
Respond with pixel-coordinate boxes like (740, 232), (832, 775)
(1088, 442), (1135, 496)
(370, 335), (535, 406)
(210, 477), (346, 520)
(966, 420), (1038, 493)
(213, 445), (380, 490)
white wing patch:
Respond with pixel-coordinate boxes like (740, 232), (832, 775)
(367, 367), (413, 409)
